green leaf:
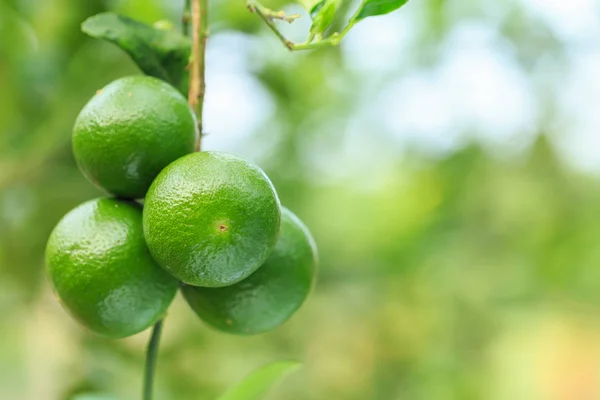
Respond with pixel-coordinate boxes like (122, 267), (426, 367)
(217, 360), (301, 400)
(354, 0), (409, 21)
(296, 0), (323, 13)
(81, 13), (191, 93)
(309, 0), (326, 16)
(309, 0), (341, 36)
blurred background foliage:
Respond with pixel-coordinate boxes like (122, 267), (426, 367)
(3, 0), (600, 399)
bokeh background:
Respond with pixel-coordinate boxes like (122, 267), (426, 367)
(3, 0), (600, 399)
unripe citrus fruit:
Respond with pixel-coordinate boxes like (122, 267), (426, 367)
(72, 75), (198, 198)
(143, 151), (281, 287)
(46, 198), (178, 338)
(181, 207), (317, 335)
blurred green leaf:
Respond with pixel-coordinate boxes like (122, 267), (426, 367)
(71, 394), (117, 400)
(81, 12), (190, 93)
(309, 0), (341, 36)
(217, 360), (301, 400)
(296, 0), (324, 13)
(309, 0), (326, 15)
(354, 0), (409, 21)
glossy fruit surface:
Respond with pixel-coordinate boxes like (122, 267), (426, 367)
(72, 75), (198, 198)
(46, 198), (178, 338)
(181, 207), (317, 335)
(143, 151), (281, 287)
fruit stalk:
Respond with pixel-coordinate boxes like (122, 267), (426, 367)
(143, 319), (164, 400)
(188, 0), (208, 151)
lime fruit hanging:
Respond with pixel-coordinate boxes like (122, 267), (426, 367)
(46, 198), (178, 338)
(72, 75), (198, 198)
(143, 151), (281, 287)
(182, 207), (317, 335)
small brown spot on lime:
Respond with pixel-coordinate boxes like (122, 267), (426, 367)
(219, 224), (228, 232)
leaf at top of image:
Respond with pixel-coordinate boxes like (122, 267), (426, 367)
(354, 0), (409, 21)
(310, 0), (342, 36)
(82, 12), (191, 94)
(217, 360), (301, 400)
(296, 0), (324, 14)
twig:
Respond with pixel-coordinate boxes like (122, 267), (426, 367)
(245, 0), (366, 51)
(246, 0), (352, 51)
(188, 0), (208, 150)
(247, 1), (295, 50)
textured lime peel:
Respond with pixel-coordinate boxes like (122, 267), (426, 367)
(143, 151), (281, 288)
(73, 75), (198, 199)
(46, 198), (178, 338)
(182, 207), (317, 335)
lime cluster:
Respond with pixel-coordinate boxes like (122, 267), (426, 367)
(46, 76), (317, 338)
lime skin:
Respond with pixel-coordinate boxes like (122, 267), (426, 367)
(143, 151), (281, 288)
(45, 198), (178, 338)
(72, 75), (198, 199)
(181, 207), (317, 335)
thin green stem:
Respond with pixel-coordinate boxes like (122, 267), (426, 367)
(291, 39), (337, 50)
(292, 18), (356, 50)
(143, 320), (164, 400)
(246, 1), (294, 50)
(337, 4), (362, 38)
(293, 8), (360, 50)
(246, 0), (365, 51)
(246, 1), (300, 23)
(246, 0), (363, 51)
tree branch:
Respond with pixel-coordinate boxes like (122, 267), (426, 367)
(188, 0), (208, 151)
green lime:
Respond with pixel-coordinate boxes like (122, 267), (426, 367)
(45, 198), (178, 338)
(181, 207), (317, 335)
(143, 151), (281, 287)
(72, 75), (198, 199)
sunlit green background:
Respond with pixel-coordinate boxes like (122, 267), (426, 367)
(4, 0), (600, 399)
